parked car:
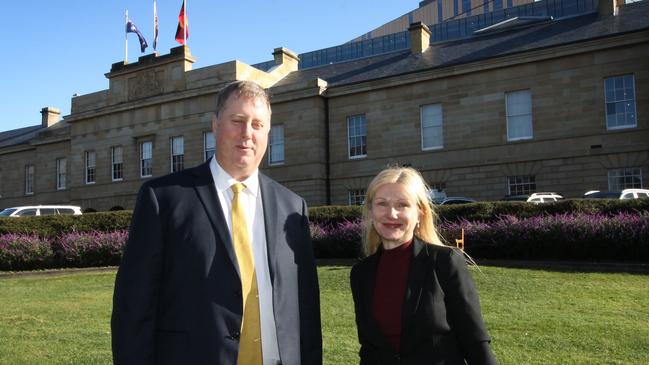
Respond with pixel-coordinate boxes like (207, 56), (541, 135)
(437, 197), (477, 205)
(429, 189), (448, 204)
(620, 188), (649, 200)
(527, 192), (563, 204)
(0, 205), (82, 217)
(583, 190), (621, 199)
(583, 189), (649, 200)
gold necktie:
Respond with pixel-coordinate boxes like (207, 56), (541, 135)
(231, 183), (262, 365)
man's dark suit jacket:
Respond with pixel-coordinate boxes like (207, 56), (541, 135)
(350, 239), (496, 365)
(111, 161), (322, 365)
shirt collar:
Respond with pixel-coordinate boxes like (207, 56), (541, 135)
(209, 157), (259, 197)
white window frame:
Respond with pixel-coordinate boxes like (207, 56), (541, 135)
(111, 146), (123, 182)
(506, 89), (533, 141)
(25, 164), (34, 195)
(605, 74), (637, 130)
(269, 125), (285, 166)
(203, 132), (215, 162)
(170, 136), (184, 173)
(85, 151), (96, 184)
(420, 103), (444, 150)
(56, 158), (66, 190)
(608, 168), (643, 191)
(348, 189), (366, 206)
(140, 141), (153, 178)
(347, 114), (367, 159)
(508, 175), (536, 195)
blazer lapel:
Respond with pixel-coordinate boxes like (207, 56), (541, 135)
(401, 239), (429, 348)
(258, 174), (278, 282)
(190, 162), (240, 277)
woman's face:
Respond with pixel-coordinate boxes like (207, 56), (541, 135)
(370, 182), (422, 249)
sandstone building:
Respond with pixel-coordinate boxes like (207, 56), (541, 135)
(0, 0), (647, 211)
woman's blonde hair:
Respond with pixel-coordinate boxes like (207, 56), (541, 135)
(361, 166), (445, 256)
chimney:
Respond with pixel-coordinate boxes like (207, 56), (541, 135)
(408, 22), (431, 54)
(273, 47), (299, 71)
(40, 107), (61, 128)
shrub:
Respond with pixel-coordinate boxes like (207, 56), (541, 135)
(309, 206), (362, 225)
(434, 199), (649, 223)
(52, 231), (128, 268)
(0, 211), (132, 238)
(311, 219), (362, 259)
(0, 234), (54, 271)
(439, 212), (649, 260)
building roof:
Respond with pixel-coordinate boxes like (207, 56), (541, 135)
(273, 1), (649, 89)
(0, 125), (42, 149)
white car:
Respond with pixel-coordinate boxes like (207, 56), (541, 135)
(620, 188), (649, 200)
(0, 205), (82, 217)
(527, 192), (563, 204)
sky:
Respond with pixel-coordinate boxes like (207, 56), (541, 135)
(0, 1), (416, 133)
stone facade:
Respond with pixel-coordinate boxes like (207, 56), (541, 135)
(1, 2), (647, 211)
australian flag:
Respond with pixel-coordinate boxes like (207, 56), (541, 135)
(126, 19), (148, 53)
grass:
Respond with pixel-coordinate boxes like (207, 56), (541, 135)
(1, 265), (648, 364)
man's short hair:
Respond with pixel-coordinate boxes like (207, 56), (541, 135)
(214, 80), (270, 119)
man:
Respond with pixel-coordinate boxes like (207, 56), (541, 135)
(111, 80), (322, 365)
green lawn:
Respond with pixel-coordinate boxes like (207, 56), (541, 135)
(1, 265), (648, 364)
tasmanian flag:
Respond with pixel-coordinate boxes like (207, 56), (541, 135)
(175, 0), (188, 45)
(126, 20), (149, 53)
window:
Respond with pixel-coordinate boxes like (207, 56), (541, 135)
(508, 175), (536, 195)
(85, 151), (96, 184)
(429, 182), (447, 191)
(605, 74), (636, 130)
(111, 146), (123, 181)
(348, 189), (366, 206)
(140, 141), (153, 178)
(506, 89), (533, 141)
(269, 125), (285, 165)
(347, 114), (367, 158)
(25, 164), (34, 195)
(608, 168), (642, 191)
(204, 132), (215, 162)
(18, 209), (36, 216)
(421, 104), (443, 150)
(56, 158), (66, 190)
(170, 136), (184, 172)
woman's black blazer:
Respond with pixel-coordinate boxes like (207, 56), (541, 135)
(350, 239), (497, 365)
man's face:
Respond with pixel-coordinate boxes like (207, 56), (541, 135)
(212, 94), (271, 181)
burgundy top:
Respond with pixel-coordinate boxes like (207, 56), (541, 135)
(371, 239), (414, 352)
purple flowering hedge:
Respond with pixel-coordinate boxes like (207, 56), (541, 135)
(438, 212), (649, 260)
(0, 234), (54, 271)
(0, 230), (128, 271)
(2, 203), (649, 270)
(311, 220), (363, 258)
(309, 212), (649, 261)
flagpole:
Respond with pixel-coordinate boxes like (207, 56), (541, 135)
(125, 9), (128, 63)
(184, 0), (187, 46)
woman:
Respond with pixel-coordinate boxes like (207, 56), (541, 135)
(350, 167), (497, 365)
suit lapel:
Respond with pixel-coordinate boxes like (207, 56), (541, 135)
(401, 239), (429, 349)
(258, 174), (278, 282)
(190, 162), (240, 277)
